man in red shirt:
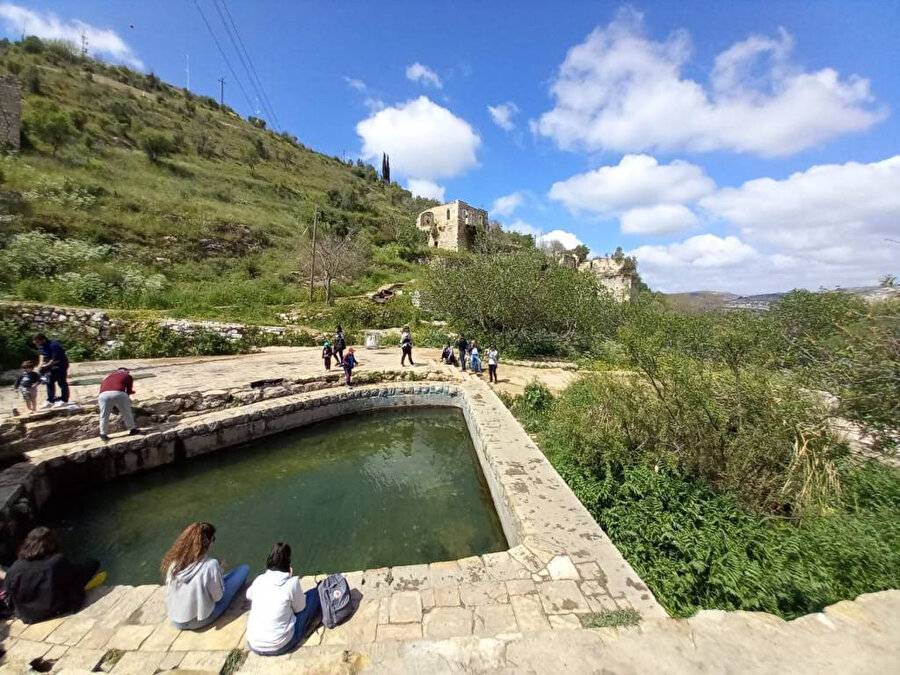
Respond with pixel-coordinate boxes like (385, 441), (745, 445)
(98, 368), (143, 441)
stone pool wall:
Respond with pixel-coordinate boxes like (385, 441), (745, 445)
(0, 380), (666, 619)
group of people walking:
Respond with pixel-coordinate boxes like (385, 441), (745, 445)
(1, 522), (325, 656)
(444, 334), (500, 384)
(321, 325), (357, 385)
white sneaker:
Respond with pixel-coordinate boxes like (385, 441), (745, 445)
(40, 401), (53, 410)
(52, 400), (67, 408)
(67, 402), (80, 410)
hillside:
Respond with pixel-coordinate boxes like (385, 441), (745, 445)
(0, 37), (437, 323)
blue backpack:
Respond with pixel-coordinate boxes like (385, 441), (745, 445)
(318, 573), (353, 628)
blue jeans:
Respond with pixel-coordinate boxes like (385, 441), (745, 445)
(173, 564), (250, 631)
(254, 587), (322, 656)
(46, 366), (69, 403)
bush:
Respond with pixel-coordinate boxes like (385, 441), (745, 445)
(138, 131), (176, 162)
(23, 99), (74, 154)
(331, 295), (419, 330)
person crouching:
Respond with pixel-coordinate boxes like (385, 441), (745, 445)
(98, 367), (143, 442)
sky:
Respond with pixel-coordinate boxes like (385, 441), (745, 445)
(3, 0), (899, 294)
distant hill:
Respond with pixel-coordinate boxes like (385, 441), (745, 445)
(666, 286), (899, 312)
(0, 37), (438, 323)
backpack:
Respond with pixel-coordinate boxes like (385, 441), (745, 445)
(318, 573), (353, 628)
(335, 334), (346, 351)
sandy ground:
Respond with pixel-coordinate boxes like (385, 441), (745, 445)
(1, 347), (578, 418)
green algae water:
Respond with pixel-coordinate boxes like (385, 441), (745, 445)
(44, 407), (507, 585)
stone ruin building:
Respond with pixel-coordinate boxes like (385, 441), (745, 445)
(0, 75), (21, 151)
(560, 255), (639, 302)
(416, 200), (488, 251)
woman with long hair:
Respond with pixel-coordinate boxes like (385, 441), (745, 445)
(3, 526), (101, 624)
(162, 522), (249, 630)
(245, 542), (321, 655)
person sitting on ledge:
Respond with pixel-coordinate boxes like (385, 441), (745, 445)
(245, 542), (322, 656)
(162, 522), (249, 631)
(3, 526), (102, 624)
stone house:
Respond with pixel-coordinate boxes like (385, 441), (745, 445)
(416, 200), (489, 251)
(0, 75), (21, 151)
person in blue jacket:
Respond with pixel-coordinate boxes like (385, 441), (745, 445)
(33, 334), (70, 408)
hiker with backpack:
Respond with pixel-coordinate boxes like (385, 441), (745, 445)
(245, 543), (321, 655)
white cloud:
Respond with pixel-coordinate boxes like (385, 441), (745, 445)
(538, 229), (583, 249)
(344, 76), (367, 92)
(629, 156), (900, 293)
(356, 96), (480, 182)
(407, 179), (445, 202)
(492, 191), (525, 217)
(621, 204), (699, 235)
(534, 8), (885, 156)
(507, 220), (540, 237)
(488, 102), (519, 131)
(550, 154), (714, 217)
(0, 3), (143, 68)
(406, 62), (442, 88)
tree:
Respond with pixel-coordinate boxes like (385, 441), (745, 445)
(572, 244), (590, 263)
(299, 231), (368, 304)
(243, 145), (260, 174)
(382, 153), (391, 183)
(138, 131), (176, 163)
(25, 100), (74, 155)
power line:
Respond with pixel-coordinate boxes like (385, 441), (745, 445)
(211, 0), (277, 129)
(218, 0), (281, 130)
(191, 0), (255, 113)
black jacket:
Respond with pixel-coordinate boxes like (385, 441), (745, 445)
(3, 554), (94, 623)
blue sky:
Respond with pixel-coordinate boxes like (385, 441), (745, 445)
(4, 1), (898, 294)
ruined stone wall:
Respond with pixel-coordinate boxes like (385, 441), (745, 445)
(0, 75), (21, 150)
(579, 258), (639, 302)
(416, 200), (488, 251)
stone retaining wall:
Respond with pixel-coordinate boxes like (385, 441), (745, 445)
(0, 302), (313, 351)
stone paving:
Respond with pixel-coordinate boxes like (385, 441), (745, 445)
(1, 349), (898, 672)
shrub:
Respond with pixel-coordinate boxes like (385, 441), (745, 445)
(24, 99), (74, 154)
(138, 131), (176, 162)
(331, 295), (418, 330)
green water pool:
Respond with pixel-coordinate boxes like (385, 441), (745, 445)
(44, 407), (508, 585)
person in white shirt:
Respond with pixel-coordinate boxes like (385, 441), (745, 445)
(245, 543), (321, 655)
(487, 345), (499, 383)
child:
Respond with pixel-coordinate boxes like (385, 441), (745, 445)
(400, 326), (414, 366)
(487, 345), (499, 384)
(441, 343), (458, 367)
(245, 543), (322, 656)
(13, 361), (41, 413)
(162, 522), (249, 631)
(342, 347), (358, 386)
(322, 341), (333, 371)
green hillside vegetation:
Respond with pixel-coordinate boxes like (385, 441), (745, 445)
(0, 36), (440, 323)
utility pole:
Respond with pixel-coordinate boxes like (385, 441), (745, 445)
(218, 77), (225, 107)
(308, 205), (319, 302)
(80, 32), (88, 58)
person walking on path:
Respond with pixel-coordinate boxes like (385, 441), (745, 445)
(3, 526), (102, 624)
(333, 326), (346, 364)
(322, 341), (333, 371)
(13, 361), (42, 414)
(487, 345), (499, 384)
(33, 334), (70, 409)
(456, 334), (468, 372)
(400, 326), (414, 366)
(245, 543), (322, 656)
(342, 347), (358, 386)
(98, 367), (143, 442)
(163, 522), (250, 631)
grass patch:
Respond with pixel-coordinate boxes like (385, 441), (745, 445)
(221, 648), (248, 675)
(580, 608), (641, 629)
(98, 649), (125, 670)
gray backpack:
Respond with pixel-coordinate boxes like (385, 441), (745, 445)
(318, 573), (353, 628)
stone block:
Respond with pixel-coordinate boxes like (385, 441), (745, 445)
(511, 593), (551, 633)
(109, 650), (165, 674)
(548, 614), (583, 631)
(421, 588), (435, 610)
(474, 603), (518, 636)
(140, 621), (181, 652)
(457, 556), (488, 583)
(390, 564), (430, 592)
(1, 638), (51, 666)
(19, 615), (67, 642)
(506, 579), (536, 596)
(49, 646), (105, 671)
(434, 586), (461, 607)
(360, 567), (392, 599)
(459, 581), (508, 607)
(376, 622), (423, 642)
(45, 617), (96, 645)
(103, 623), (155, 650)
(156, 651), (186, 670)
(170, 612), (247, 651)
(179, 650), (230, 671)
(576, 562), (605, 582)
(537, 581), (591, 615)
(389, 591), (423, 624)
(428, 560), (463, 587)
(422, 607), (473, 639)
(546, 556), (580, 581)
(483, 551), (530, 581)
(320, 598), (377, 645)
